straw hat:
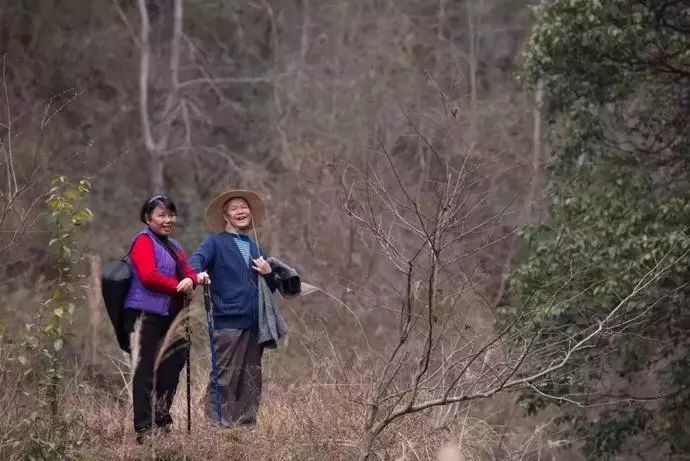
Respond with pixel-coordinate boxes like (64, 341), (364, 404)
(205, 189), (266, 232)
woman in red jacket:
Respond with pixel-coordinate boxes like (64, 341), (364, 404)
(123, 195), (198, 442)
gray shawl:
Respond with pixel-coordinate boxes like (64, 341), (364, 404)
(257, 257), (300, 348)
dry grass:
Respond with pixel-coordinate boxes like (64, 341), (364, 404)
(0, 349), (572, 461)
(0, 293), (573, 460)
(68, 361), (367, 460)
(19, 356), (564, 461)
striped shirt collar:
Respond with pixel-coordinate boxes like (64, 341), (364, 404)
(225, 230), (250, 239)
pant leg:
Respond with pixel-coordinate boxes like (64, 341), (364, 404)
(235, 329), (264, 425)
(205, 328), (264, 427)
(205, 328), (243, 426)
(154, 320), (188, 427)
(125, 310), (164, 434)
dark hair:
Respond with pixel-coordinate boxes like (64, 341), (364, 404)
(140, 195), (177, 224)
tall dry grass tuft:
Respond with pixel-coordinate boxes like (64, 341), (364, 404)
(150, 305), (192, 454)
(122, 315), (143, 450)
(0, 343), (30, 460)
(128, 315), (143, 400)
(154, 305), (192, 375)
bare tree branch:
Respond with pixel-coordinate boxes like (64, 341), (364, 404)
(137, 0), (156, 154)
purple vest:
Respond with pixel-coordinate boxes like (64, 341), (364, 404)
(125, 228), (181, 316)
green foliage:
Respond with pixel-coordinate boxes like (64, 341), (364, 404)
(505, 166), (690, 458)
(521, 0), (690, 173)
(506, 0), (690, 458)
(523, 1), (690, 102)
(0, 177), (91, 461)
(38, 177), (91, 429)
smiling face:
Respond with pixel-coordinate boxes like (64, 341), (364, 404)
(146, 204), (177, 236)
(223, 197), (253, 232)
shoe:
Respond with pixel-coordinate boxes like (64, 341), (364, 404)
(156, 423), (172, 435)
(135, 430), (152, 445)
(220, 426), (244, 443)
(135, 424), (171, 444)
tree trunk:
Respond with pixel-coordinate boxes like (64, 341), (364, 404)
(357, 432), (376, 461)
(467, 0), (478, 144)
(138, 0), (182, 192)
(151, 154), (165, 193)
(87, 254), (102, 368)
(491, 81), (544, 308)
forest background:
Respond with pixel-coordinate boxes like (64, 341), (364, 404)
(0, 0), (688, 460)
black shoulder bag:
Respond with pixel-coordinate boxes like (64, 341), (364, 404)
(101, 241), (136, 352)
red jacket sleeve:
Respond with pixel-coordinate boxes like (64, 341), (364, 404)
(130, 235), (179, 294)
(176, 247), (199, 286)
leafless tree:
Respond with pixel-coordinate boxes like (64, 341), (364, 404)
(137, 0), (183, 192)
(333, 110), (679, 460)
(0, 57), (52, 261)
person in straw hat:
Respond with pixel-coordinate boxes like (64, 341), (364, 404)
(190, 189), (279, 428)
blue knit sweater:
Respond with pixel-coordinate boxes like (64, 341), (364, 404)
(190, 232), (275, 330)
